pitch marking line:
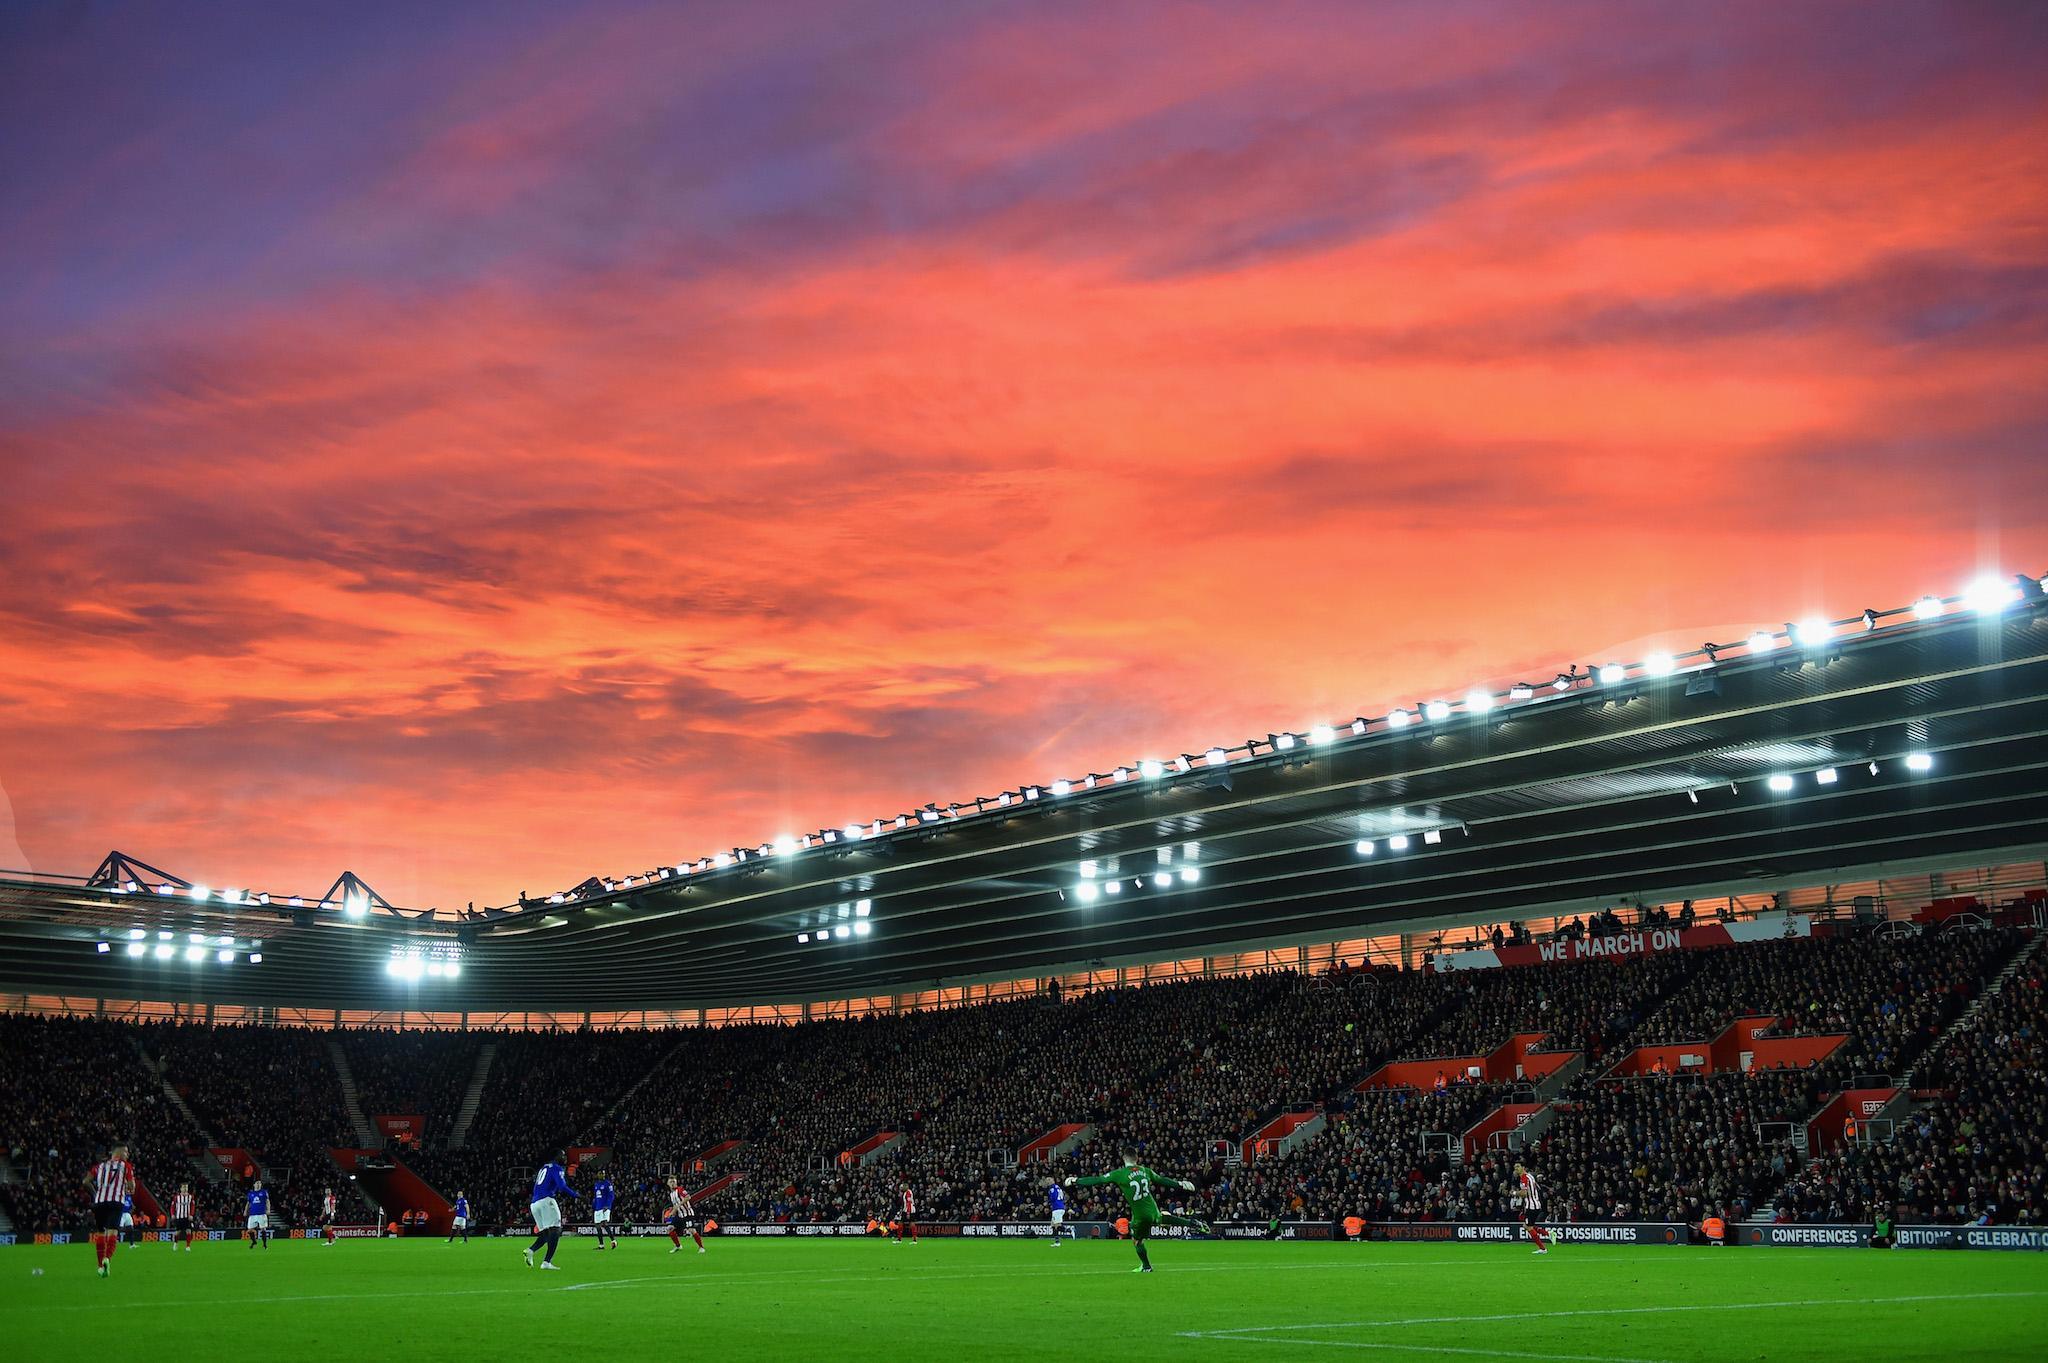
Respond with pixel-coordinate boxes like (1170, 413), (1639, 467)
(1176, 1290), (2048, 1358)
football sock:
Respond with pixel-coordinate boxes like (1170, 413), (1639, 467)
(1135, 1240), (1151, 1270)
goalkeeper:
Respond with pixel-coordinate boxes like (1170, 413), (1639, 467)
(1065, 1146), (1213, 1273)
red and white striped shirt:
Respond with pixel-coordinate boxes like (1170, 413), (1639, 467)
(900, 1188), (916, 1216)
(670, 1187), (694, 1217)
(1518, 1171), (1542, 1211)
(89, 1159), (133, 1205)
(323, 1193), (337, 1218)
(172, 1191), (194, 1219)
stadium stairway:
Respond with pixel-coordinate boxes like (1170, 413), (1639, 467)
(1751, 926), (2040, 1215)
(445, 1040), (496, 1151)
(1899, 927), (2047, 1089)
(126, 1030), (233, 1185)
(326, 1038), (379, 1147)
(575, 1029), (695, 1150)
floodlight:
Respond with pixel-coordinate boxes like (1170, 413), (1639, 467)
(1152, 872), (1173, 888)
(1387, 834), (1410, 851)
(184, 946), (202, 962)
(855, 899), (871, 916)
(1964, 575), (2017, 614)
(1423, 829), (1443, 845)
(1273, 732), (1296, 751)
(1794, 618), (1830, 648)
(834, 924), (851, 939)
(1051, 780), (1073, 797)
(218, 950), (234, 964)
(1309, 724), (1336, 746)
(1767, 774), (1794, 793)
(1179, 867), (1200, 884)
(1905, 752), (1934, 772)
(1205, 748), (1227, 767)
(1104, 879), (1122, 896)
(154, 944), (173, 960)
(853, 921), (872, 937)
(1747, 631), (1775, 652)
(188, 884), (209, 901)
(1598, 664), (1625, 685)
(774, 835), (799, 857)
(247, 953), (262, 964)
(1139, 759), (1165, 779)
(1643, 653), (1675, 677)
(1424, 701), (1451, 721)
(1464, 690), (1493, 713)
(126, 943), (146, 957)
(1508, 684), (1534, 701)
(1354, 840), (1375, 856)
(1386, 709), (1412, 729)
(1913, 595), (1942, 620)
(96, 941), (110, 954)
(1815, 767), (1838, 785)
(797, 933), (809, 944)
(1075, 883), (1099, 903)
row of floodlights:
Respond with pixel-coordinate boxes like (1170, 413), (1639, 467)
(97, 929), (261, 964)
(1759, 752), (1934, 796)
(797, 900), (873, 944)
(110, 882), (376, 919)
(386, 944), (464, 981)
(1355, 829), (1449, 857)
(1075, 843), (1204, 901)
(558, 574), (2037, 903)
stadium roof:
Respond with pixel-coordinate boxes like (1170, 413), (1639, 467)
(3, 588), (2047, 1013)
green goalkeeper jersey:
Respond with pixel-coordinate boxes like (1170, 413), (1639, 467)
(1074, 1165), (1176, 1218)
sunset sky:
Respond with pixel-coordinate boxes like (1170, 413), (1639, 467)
(2, 0), (2044, 909)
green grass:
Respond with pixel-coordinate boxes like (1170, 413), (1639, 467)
(5, 1235), (2045, 1361)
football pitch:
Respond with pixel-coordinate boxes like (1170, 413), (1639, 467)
(5, 1237), (2045, 1361)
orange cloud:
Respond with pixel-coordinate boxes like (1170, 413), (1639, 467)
(1, 0), (2044, 906)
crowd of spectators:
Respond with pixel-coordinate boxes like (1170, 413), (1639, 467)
(1527, 1069), (1818, 1225)
(413, 1026), (681, 1225)
(1634, 926), (2018, 1077)
(346, 1029), (484, 1138)
(139, 1021), (374, 1222)
(6, 918), (2034, 1233)
(0, 1014), (230, 1232)
(1774, 949), (2045, 1225)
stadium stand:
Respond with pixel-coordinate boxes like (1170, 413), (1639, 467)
(345, 1028), (484, 1142)
(140, 1021), (358, 1210)
(1773, 943), (2046, 1225)
(3, 913), (2037, 1234)
(0, 1014), (232, 1232)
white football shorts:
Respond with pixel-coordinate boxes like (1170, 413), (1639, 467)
(530, 1197), (562, 1231)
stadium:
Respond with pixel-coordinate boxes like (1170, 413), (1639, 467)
(6, 4), (2048, 1361)
(4, 579), (2046, 1357)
